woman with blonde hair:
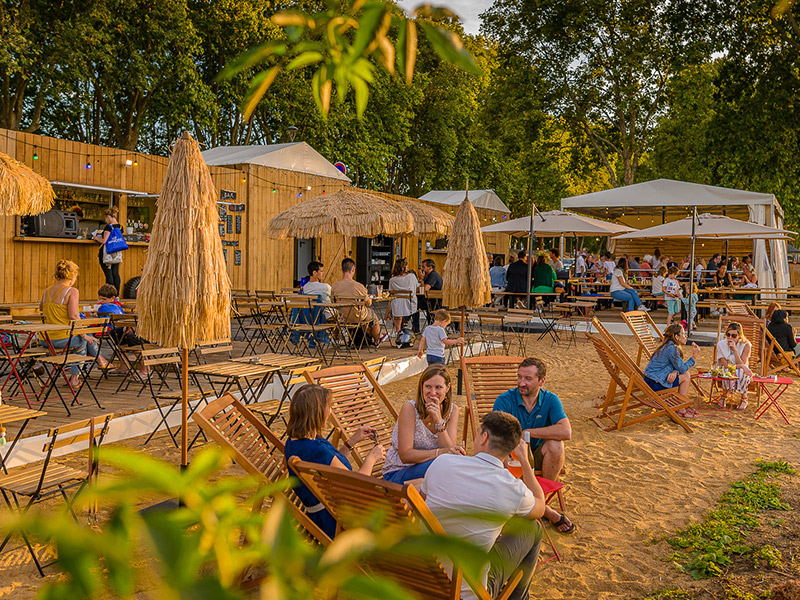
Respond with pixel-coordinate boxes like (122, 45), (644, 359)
(284, 384), (385, 538)
(388, 257), (418, 336)
(382, 364), (464, 484)
(715, 321), (753, 410)
(92, 206), (122, 291)
(39, 260), (107, 387)
(643, 324), (701, 417)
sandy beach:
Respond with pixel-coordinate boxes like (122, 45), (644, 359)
(1, 335), (798, 599)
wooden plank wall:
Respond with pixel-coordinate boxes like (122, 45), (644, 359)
(0, 129), (248, 302)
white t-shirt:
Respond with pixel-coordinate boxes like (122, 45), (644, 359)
(716, 338), (750, 364)
(422, 325), (448, 358)
(609, 268), (626, 293)
(603, 260), (616, 275)
(302, 280), (332, 304)
(652, 275), (665, 294)
(421, 453), (536, 600)
(576, 255), (586, 275)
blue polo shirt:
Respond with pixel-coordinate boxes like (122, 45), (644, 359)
(493, 387), (567, 449)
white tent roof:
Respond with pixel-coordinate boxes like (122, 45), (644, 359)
(481, 210), (634, 237)
(613, 213), (794, 240)
(561, 178), (782, 217)
(202, 142), (351, 182)
(419, 189), (511, 213)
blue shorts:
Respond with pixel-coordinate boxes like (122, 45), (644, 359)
(427, 354), (446, 365)
(666, 299), (681, 315)
(383, 459), (435, 484)
(644, 375), (679, 392)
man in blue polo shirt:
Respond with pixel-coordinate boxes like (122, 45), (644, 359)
(493, 357), (575, 534)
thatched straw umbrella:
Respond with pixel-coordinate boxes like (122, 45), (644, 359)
(399, 198), (454, 238)
(268, 189), (414, 239)
(137, 131), (231, 467)
(0, 151), (55, 215)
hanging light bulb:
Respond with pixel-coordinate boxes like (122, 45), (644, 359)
(32, 146), (38, 160)
(85, 155), (92, 169)
(272, 188), (277, 194)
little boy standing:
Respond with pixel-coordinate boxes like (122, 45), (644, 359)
(663, 266), (682, 326)
(417, 309), (464, 365)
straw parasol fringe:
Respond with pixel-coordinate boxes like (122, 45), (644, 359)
(0, 151), (55, 215)
(268, 189), (413, 239)
(137, 132), (231, 350)
(399, 199), (454, 238)
(443, 198), (492, 309)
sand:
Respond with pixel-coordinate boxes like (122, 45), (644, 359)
(1, 335), (799, 599)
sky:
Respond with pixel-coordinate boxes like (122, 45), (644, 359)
(395, 0), (490, 35)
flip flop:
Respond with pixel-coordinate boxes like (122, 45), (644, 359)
(552, 513), (576, 535)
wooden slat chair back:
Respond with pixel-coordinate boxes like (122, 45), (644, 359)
(764, 328), (800, 377)
(196, 339), (233, 363)
(461, 356), (524, 446)
(725, 302), (757, 317)
(192, 393), (330, 546)
(0, 413), (113, 576)
(589, 319), (692, 432)
(248, 364), (323, 427)
(621, 310), (662, 365)
(304, 364), (398, 476)
(715, 315), (767, 376)
(289, 457), (522, 600)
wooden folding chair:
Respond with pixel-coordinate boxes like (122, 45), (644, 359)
(725, 302), (757, 317)
(764, 328), (800, 377)
(192, 393), (330, 546)
(461, 356), (524, 447)
(589, 318), (693, 432)
(304, 364), (398, 476)
(290, 457), (523, 600)
(194, 339), (233, 364)
(0, 413), (113, 576)
(248, 364), (322, 429)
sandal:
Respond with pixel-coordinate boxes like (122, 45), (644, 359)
(737, 398), (748, 411)
(551, 513), (576, 535)
(678, 408), (699, 419)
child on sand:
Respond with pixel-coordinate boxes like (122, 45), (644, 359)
(417, 309), (464, 365)
(663, 266), (682, 326)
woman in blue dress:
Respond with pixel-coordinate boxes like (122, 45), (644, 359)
(284, 384), (385, 538)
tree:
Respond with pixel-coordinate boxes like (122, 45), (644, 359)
(482, 0), (711, 187)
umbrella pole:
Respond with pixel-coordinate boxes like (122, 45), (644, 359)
(181, 347), (189, 469)
(526, 200), (535, 309)
(457, 306), (465, 395)
(688, 207), (697, 338)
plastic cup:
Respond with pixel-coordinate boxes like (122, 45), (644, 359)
(507, 460), (522, 478)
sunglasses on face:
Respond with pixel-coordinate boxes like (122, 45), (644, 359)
(726, 333), (739, 338)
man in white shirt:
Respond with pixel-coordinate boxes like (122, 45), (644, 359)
(575, 251), (587, 277)
(301, 260), (334, 319)
(421, 412), (545, 600)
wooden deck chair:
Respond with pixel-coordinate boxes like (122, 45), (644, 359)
(289, 457), (523, 600)
(304, 364), (398, 476)
(361, 356), (387, 380)
(192, 393), (331, 546)
(0, 413), (113, 576)
(248, 365), (322, 428)
(725, 302), (757, 317)
(589, 318), (693, 432)
(461, 356), (525, 446)
(622, 310), (706, 397)
(716, 315), (767, 377)
(764, 328), (800, 377)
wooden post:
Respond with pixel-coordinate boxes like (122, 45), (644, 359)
(181, 346), (189, 468)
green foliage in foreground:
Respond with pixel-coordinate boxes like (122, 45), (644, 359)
(0, 447), (491, 600)
(666, 461), (795, 580)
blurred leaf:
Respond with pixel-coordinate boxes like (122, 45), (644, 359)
(217, 41), (286, 81)
(241, 66), (281, 119)
(418, 22), (481, 75)
(271, 11), (311, 28)
(353, 2), (389, 57)
(285, 51), (324, 71)
(351, 75), (370, 117)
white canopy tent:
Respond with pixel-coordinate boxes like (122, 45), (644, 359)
(561, 179), (791, 292)
(419, 189), (511, 214)
(481, 210), (634, 237)
(202, 142), (351, 182)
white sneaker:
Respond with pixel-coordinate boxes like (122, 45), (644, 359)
(711, 309), (720, 316)
(637, 304), (650, 312)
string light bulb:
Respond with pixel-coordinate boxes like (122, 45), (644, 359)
(133, 159), (138, 167)
(85, 155), (92, 169)
(298, 192), (303, 197)
(306, 185), (312, 191)
(271, 188), (277, 194)
(32, 146), (38, 160)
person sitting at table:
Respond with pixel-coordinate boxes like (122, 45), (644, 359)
(489, 255), (507, 291)
(765, 301), (781, 326)
(549, 248), (564, 273)
(505, 250), (531, 307)
(382, 364), (464, 484)
(492, 357), (575, 533)
(713, 263), (734, 288)
(640, 254), (653, 276)
(739, 255), (758, 286)
(330, 258), (384, 347)
(301, 260), (334, 320)
(285, 384), (386, 539)
(532, 254), (561, 294)
(643, 324), (701, 417)
(389, 257), (418, 338)
(715, 321), (753, 410)
(609, 257), (649, 312)
(767, 309), (800, 357)
(39, 259), (107, 388)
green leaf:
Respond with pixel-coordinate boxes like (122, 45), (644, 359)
(217, 41), (286, 81)
(339, 574), (419, 600)
(352, 2), (389, 57)
(285, 51), (324, 71)
(351, 74), (370, 117)
(242, 66), (281, 119)
(418, 21), (481, 76)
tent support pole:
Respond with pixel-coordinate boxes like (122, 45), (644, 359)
(526, 198), (535, 309)
(688, 207), (697, 338)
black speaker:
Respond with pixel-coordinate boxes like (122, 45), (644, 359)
(29, 210), (79, 238)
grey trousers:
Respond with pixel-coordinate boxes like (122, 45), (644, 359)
(486, 521), (544, 600)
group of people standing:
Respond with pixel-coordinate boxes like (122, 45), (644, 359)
(285, 358), (574, 599)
